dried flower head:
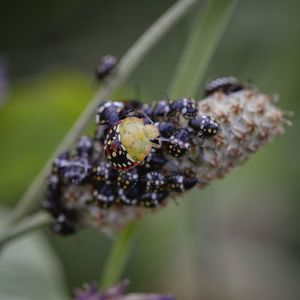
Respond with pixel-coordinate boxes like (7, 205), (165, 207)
(43, 81), (287, 235)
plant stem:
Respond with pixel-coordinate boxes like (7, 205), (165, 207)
(8, 0), (200, 224)
(0, 211), (51, 249)
(167, 0), (239, 292)
(169, 0), (239, 98)
(100, 222), (139, 289)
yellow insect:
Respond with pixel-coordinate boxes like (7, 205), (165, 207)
(104, 117), (160, 170)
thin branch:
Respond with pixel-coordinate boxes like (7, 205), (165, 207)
(9, 0), (200, 224)
(99, 222), (139, 289)
(169, 0), (239, 98)
(0, 211), (51, 249)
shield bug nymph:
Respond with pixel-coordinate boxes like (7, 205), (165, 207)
(104, 117), (160, 171)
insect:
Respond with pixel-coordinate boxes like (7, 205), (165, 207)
(166, 128), (191, 158)
(43, 175), (77, 235)
(76, 136), (94, 158)
(139, 191), (169, 208)
(157, 122), (175, 138)
(204, 76), (245, 97)
(96, 100), (124, 126)
(151, 100), (170, 120)
(104, 116), (160, 171)
(118, 186), (140, 206)
(91, 162), (117, 183)
(96, 55), (118, 80)
(142, 171), (166, 193)
(139, 148), (167, 171)
(167, 173), (198, 193)
(167, 98), (198, 119)
(93, 183), (118, 208)
(58, 158), (92, 185)
(188, 116), (219, 139)
(117, 169), (139, 189)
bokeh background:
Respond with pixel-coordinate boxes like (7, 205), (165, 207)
(1, 0), (300, 299)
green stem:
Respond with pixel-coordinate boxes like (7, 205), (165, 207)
(8, 0), (200, 224)
(167, 0), (239, 289)
(100, 222), (139, 289)
(0, 211), (51, 250)
(169, 0), (239, 98)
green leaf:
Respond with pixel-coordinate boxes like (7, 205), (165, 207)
(0, 211), (68, 300)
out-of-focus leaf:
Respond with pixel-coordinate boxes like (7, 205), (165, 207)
(0, 70), (94, 206)
(0, 210), (69, 300)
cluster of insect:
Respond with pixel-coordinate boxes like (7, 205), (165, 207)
(43, 71), (246, 235)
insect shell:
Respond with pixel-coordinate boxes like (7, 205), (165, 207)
(151, 100), (170, 119)
(104, 116), (160, 171)
(96, 55), (118, 80)
(188, 116), (219, 139)
(44, 174), (77, 235)
(139, 191), (169, 208)
(96, 100), (124, 126)
(166, 128), (191, 158)
(167, 98), (198, 119)
(93, 183), (118, 208)
(204, 76), (245, 97)
(167, 173), (198, 193)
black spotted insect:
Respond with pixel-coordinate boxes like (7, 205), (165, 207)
(188, 115), (219, 139)
(139, 147), (167, 172)
(91, 161), (117, 184)
(117, 169), (139, 190)
(166, 128), (191, 158)
(167, 98), (198, 119)
(93, 183), (119, 208)
(138, 191), (169, 208)
(43, 174), (77, 235)
(96, 100), (124, 126)
(204, 76), (245, 97)
(118, 186), (140, 206)
(96, 55), (118, 80)
(151, 100), (170, 120)
(139, 171), (166, 193)
(157, 122), (175, 138)
(167, 172), (198, 193)
(56, 157), (92, 185)
(76, 135), (94, 158)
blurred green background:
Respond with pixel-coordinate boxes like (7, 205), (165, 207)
(1, 0), (300, 299)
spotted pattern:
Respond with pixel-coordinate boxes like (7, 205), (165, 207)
(189, 116), (219, 139)
(94, 184), (118, 208)
(139, 191), (169, 208)
(117, 169), (139, 190)
(55, 156), (91, 185)
(168, 173), (198, 193)
(168, 98), (198, 119)
(45, 97), (221, 235)
(77, 136), (94, 158)
(104, 123), (138, 171)
(118, 187), (139, 206)
(145, 171), (166, 192)
(92, 162), (116, 183)
(167, 137), (190, 158)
